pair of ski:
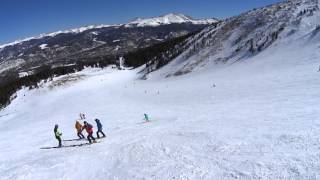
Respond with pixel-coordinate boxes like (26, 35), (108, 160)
(40, 137), (105, 149)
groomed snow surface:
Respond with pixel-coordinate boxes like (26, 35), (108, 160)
(1, 42), (320, 179)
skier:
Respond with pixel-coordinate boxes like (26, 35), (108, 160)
(54, 124), (62, 147)
(75, 121), (85, 139)
(144, 113), (150, 122)
(95, 119), (106, 138)
(79, 113), (86, 120)
(82, 121), (96, 143)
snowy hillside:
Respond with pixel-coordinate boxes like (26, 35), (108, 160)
(126, 13), (218, 27)
(1, 32), (320, 179)
(1, 0), (320, 179)
(150, 0), (320, 77)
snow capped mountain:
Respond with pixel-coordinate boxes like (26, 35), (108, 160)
(0, 13), (216, 50)
(146, 0), (320, 78)
(127, 13), (218, 27)
(0, 24), (115, 50)
(0, 25), (114, 50)
(0, 14), (216, 81)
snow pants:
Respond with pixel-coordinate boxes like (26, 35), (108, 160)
(87, 132), (95, 143)
(77, 131), (85, 139)
(56, 136), (62, 147)
(96, 129), (106, 138)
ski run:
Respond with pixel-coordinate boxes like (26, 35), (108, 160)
(1, 35), (320, 179)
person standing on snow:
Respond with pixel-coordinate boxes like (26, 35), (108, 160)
(95, 119), (106, 138)
(82, 121), (96, 143)
(144, 113), (150, 122)
(54, 124), (62, 147)
(75, 121), (85, 139)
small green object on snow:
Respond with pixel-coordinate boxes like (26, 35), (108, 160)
(144, 113), (150, 122)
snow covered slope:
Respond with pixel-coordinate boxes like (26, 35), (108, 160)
(149, 0), (320, 77)
(0, 31), (320, 179)
(1, 0), (320, 179)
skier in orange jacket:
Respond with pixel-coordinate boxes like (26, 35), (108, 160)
(75, 121), (85, 139)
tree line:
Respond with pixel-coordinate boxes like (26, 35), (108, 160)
(0, 31), (198, 109)
(124, 32), (197, 68)
(0, 57), (116, 108)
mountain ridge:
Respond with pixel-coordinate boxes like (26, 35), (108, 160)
(143, 0), (320, 78)
(0, 13), (217, 50)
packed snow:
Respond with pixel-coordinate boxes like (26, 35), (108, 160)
(0, 33), (320, 179)
(1, 1), (320, 179)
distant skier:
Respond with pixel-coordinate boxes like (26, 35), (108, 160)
(79, 113), (86, 120)
(95, 119), (106, 138)
(82, 121), (96, 143)
(75, 121), (85, 139)
(54, 124), (62, 147)
(144, 113), (150, 122)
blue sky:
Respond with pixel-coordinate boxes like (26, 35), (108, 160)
(0, 0), (282, 44)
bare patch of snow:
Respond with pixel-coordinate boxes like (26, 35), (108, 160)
(91, 31), (99, 35)
(39, 44), (48, 50)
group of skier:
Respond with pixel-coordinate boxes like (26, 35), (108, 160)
(54, 113), (150, 147)
(54, 113), (106, 147)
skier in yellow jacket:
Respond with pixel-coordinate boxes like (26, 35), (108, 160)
(54, 124), (62, 147)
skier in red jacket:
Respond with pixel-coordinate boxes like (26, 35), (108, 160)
(82, 121), (96, 143)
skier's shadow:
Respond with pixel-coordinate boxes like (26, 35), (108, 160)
(40, 143), (90, 149)
(63, 138), (82, 142)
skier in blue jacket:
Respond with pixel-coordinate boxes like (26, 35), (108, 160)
(95, 119), (106, 138)
(144, 113), (150, 122)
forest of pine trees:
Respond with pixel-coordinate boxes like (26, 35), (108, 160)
(124, 32), (196, 68)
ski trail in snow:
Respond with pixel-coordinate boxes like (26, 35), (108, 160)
(0, 38), (320, 180)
